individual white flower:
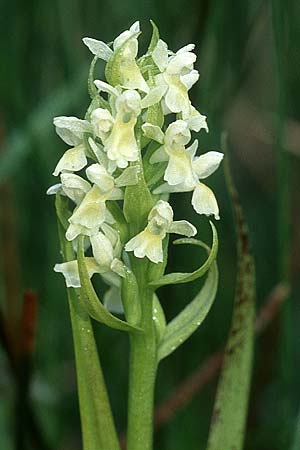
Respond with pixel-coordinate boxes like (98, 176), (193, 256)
(53, 144), (88, 176)
(152, 39), (198, 116)
(104, 90), (141, 168)
(125, 200), (196, 263)
(143, 120), (196, 187)
(84, 22), (149, 93)
(53, 116), (92, 146)
(154, 147), (224, 220)
(66, 163), (123, 240)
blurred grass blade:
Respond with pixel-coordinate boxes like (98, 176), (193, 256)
(206, 139), (255, 450)
(291, 407), (300, 450)
(158, 261), (218, 362)
(57, 206), (120, 450)
(150, 222), (218, 288)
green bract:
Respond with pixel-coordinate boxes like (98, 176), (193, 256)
(48, 20), (223, 450)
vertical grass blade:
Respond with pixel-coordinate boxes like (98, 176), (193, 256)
(206, 139), (255, 450)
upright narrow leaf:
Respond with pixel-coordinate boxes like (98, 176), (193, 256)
(207, 142), (255, 450)
(158, 261), (218, 362)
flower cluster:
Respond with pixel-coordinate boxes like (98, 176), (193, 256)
(48, 21), (223, 308)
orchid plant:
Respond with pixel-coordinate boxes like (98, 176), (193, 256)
(48, 20), (223, 450)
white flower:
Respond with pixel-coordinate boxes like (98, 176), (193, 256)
(154, 147), (224, 220)
(143, 120), (196, 187)
(53, 144), (88, 176)
(152, 39), (198, 116)
(53, 116), (92, 146)
(84, 22), (149, 93)
(125, 200), (196, 263)
(66, 163), (124, 240)
(104, 90), (141, 168)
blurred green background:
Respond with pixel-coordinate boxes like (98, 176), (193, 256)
(1, 1), (300, 449)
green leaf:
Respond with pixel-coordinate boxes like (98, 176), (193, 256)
(291, 406), (300, 450)
(148, 20), (160, 53)
(55, 194), (71, 231)
(88, 56), (99, 98)
(150, 221), (218, 288)
(123, 160), (154, 236)
(77, 236), (142, 334)
(120, 264), (141, 326)
(206, 141), (255, 450)
(57, 223), (120, 450)
(153, 294), (166, 344)
(157, 261), (218, 362)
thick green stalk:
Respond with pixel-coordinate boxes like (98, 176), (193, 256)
(127, 286), (157, 450)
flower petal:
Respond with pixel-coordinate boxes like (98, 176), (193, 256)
(94, 80), (119, 97)
(90, 232), (114, 268)
(142, 123), (164, 144)
(53, 116), (92, 146)
(54, 258), (100, 288)
(185, 108), (208, 132)
(176, 43), (195, 54)
(86, 163), (115, 193)
(46, 183), (63, 195)
(105, 112), (139, 168)
(192, 151), (224, 179)
(65, 223), (98, 241)
(61, 173), (91, 204)
(164, 152), (196, 186)
(186, 139), (198, 158)
(164, 74), (191, 115)
(180, 69), (199, 90)
(87, 138), (109, 168)
(166, 52), (196, 75)
(168, 220), (197, 237)
(125, 229), (164, 263)
(140, 86), (167, 109)
(114, 166), (139, 187)
(149, 146), (168, 164)
(152, 39), (169, 72)
(69, 185), (107, 229)
(53, 145), (88, 176)
(82, 38), (113, 61)
(103, 286), (124, 314)
(191, 183), (220, 219)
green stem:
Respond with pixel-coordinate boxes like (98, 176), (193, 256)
(67, 289), (120, 450)
(57, 213), (120, 450)
(127, 286), (157, 450)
